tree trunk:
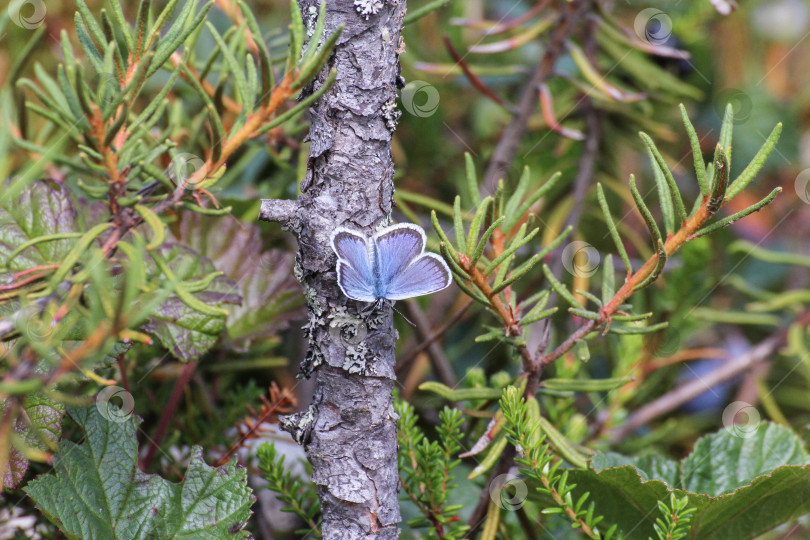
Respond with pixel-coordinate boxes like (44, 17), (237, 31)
(259, 1), (406, 538)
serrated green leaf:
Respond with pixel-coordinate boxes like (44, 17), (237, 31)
(25, 405), (254, 539)
(539, 423), (810, 539)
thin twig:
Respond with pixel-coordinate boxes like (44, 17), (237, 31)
(611, 307), (810, 442)
(142, 361), (198, 469)
(404, 300), (458, 388)
(396, 298), (472, 374)
(482, 0), (588, 193)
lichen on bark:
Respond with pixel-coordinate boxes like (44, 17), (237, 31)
(259, 1), (406, 537)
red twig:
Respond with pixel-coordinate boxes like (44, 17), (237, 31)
(142, 361), (198, 469)
(443, 36), (509, 109)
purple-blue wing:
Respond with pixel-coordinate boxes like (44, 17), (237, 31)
(384, 253), (452, 301)
(336, 260), (377, 302)
(331, 227), (376, 302)
(373, 224), (426, 283)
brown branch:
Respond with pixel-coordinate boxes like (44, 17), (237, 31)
(482, 0), (590, 193)
(215, 383), (296, 467)
(539, 183), (732, 370)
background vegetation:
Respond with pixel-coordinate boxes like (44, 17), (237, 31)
(1, 0), (810, 538)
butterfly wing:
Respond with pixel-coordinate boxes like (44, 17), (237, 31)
(372, 224), (426, 290)
(331, 228), (376, 302)
(384, 253), (453, 301)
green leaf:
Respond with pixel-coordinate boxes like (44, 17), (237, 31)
(718, 103), (734, 159)
(538, 416), (588, 468)
(640, 132), (687, 224)
(25, 405), (254, 539)
(646, 145), (675, 234)
(419, 381), (503, 401)
(543, 264), (583, 309)
(597, 183), (632, 276)
(693, 187), (781, 239)
(679, 104), (708, 196)
(725, 123), (782, 200)
(142, 244), (242, 361)
(534, 423), (810, 539)
(0, 180), (79, 276)
(173, 213), (304, 352)
(629, 174), (662, 247)
(2, 392), (65, 489)
(541, 376), (633, 392)
(206, 21), (251, 107)
(680, 422), (809, 495)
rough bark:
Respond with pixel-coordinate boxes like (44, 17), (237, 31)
(259, 1), (406, 538)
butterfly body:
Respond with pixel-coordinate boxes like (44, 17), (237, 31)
(330, 223), (453, 304)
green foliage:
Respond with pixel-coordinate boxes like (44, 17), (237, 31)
(0, 0), (332, 497)
(0, 392), (64, 489)
(651, 494), (695, 540)
(500, 387), (619, 539)
(25, 405), (254, 539)
(3, 0), (810, 538)
(397, 401), (470, 539)
(257, 443), (321, 538)
(547, 423), (810, 540)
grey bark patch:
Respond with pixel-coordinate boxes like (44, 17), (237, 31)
(258, 0), (406, 537)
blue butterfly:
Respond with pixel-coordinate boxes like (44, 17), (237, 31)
(330, 223), (453, 306)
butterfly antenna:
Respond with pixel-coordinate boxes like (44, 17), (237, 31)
(390, 303), (416, 327)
